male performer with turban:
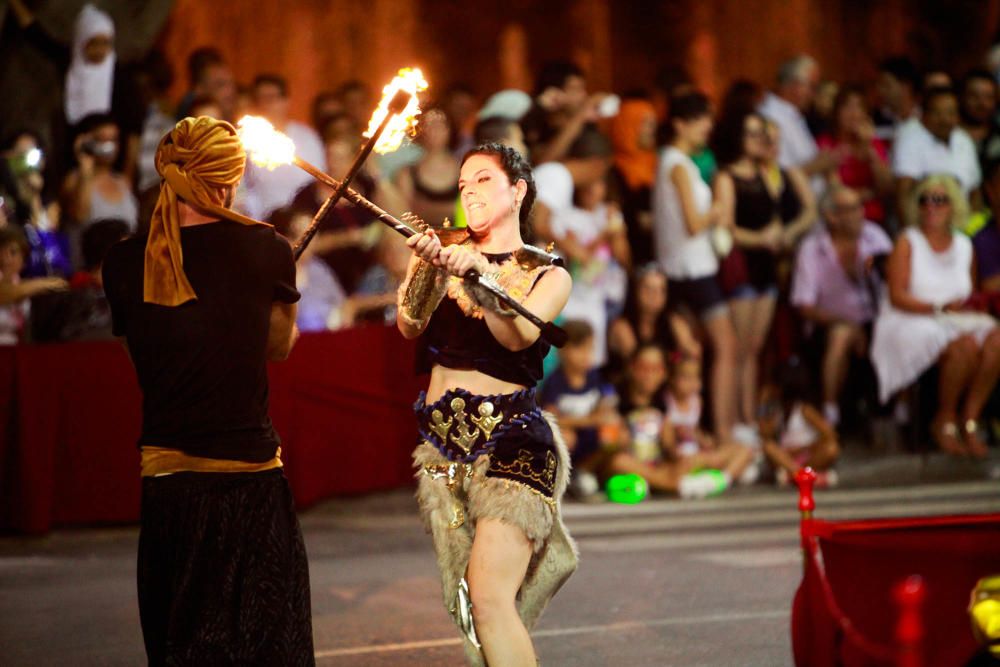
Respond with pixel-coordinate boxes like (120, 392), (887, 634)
(102, 117), (314, 665)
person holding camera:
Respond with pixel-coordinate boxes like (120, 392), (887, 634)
(61, 113), (137, 267)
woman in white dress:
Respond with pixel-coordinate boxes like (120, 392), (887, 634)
(871, 174), (1000, 457)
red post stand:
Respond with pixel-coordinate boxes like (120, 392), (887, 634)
(894, 575), (926, 667)
(794, 467), (817, 562)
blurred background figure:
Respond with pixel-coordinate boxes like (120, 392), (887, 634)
(392, 109), (461, 226)
(241, 74), (327, 221)
(0, 225), (68, 345)
(176, 47), (236, 121)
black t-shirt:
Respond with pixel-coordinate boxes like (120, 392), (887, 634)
(102, 220), (300, 462)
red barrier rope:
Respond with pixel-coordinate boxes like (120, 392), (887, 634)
(794, 468), (926, 667)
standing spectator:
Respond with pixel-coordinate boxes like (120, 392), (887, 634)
(1, 130), (71, 277)
(792, 186), (892, 426)
(135, 51), (177, 195)
(393, 109), (461, 226)
(176, 47), (237, 121)
(873, 56), (922, 144)
(61, 113), (139, 267)
(959, 69), (1000, 170)
(607, 265), (701, 384)
(892, 86), (981, 212)
(817, 86), (894, 226)
(0, 226), (67, 344)
(522, 61), (609, 164)
(609, 98), (658, 265)
(553, 175), (630, 365)
(871, 174), (1000, 457)
(241, 74), (327, 221)
(758, 55), (837, 183)
(652, 91), (737, 439)
(7, 1), (144, 180)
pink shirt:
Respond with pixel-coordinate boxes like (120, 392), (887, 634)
(792, 222), (893, 325)
(816, 135), (889, 223)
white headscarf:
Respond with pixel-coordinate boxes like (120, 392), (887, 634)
(64, 4), (116, 125)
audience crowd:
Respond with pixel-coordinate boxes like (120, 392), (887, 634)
(5, 4), (1000, 498)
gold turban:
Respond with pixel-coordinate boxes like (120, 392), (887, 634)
(144, 116), (267, 306)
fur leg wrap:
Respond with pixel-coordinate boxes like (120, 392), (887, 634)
(398, 259), (448, 329)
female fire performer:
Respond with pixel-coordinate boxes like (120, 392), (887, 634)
(397, 142), (577, 666)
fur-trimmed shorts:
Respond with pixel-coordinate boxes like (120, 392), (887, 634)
(413, 387), (578, 638)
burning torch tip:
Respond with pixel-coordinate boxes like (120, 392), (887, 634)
(388, 89), (413, 114)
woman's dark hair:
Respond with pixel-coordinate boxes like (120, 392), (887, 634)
(461, 142), (537, 241)
(534, 60), (584, 97)
(830, 84), (868, 136)
(660, 90), (711, 145)
(710, 80), (763, 167)
(621, 264), (673, 345)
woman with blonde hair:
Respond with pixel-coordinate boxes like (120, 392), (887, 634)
(871, 173), (1000, 457)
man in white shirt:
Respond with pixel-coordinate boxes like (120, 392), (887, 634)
(758, 55), (837, 182)
(241, 74), (327, 221)
(892, 86), (981, 214)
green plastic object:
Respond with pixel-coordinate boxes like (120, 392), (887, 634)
(693, 469), (728, 497)
(606, 473), (648, 504)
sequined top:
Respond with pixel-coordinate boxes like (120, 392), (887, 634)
(417, 250), (552, 386)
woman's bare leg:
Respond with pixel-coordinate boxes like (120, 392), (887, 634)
(467, 518), (535, 666)
(934, 335), (977, 455)
(960, 328), (1000, 457)
(704, 308), (739, 439)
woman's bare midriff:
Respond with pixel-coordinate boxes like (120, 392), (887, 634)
(425, 365), (527, 403)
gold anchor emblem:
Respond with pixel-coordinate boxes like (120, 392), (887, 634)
(449, 398), (478, 453)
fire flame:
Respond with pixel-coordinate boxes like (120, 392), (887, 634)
(364, 67), (429, 154)
(236, 116), (296, 169)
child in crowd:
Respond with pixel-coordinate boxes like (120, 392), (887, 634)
(616, 343), (714, 497)
(665, 354), (758, 494)
(540, 320), (621, 497)
(0, 225), (68, 345)
(759, 360), (841, 487)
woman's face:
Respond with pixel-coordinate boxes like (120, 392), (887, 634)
(679, 114), (713, 149)
(0, 241), (25, 278)
(630, 347), (667, 395)
(742, 115), (768, 160)
(636, 270), (667, 316)
(918, 186), (953, 230)
(419, 111), (451, 151)
(459, 154), (520, 235)
(84, 34), (113, 64)
(836, 93), (867, 134)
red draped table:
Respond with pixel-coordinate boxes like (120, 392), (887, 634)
(0, 326), (423, 534)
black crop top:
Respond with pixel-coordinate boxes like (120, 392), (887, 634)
(416, 253), (551, 386)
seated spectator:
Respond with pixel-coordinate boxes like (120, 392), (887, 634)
(871, 174), (999, 457)
(334, 80), (372, 130)
(311, 90), (344, 133)
(61, 113), (138, 265)
(176, 47), (236, 120)
(319, 112), (359, 146)
(607, 264), (700, 384)
(758, 361), (840, 488)
(609, 97), (658, 265)
(393, 109), (461, 226)
(135, 50), (176, 194)
(551, 175), (630, 366)
(539, 320), (621, 497)
(792, 185), (892, 426)
(187, 95), (224, 121)
(973, 159), (1000, 291)
(241, 74), (327, 220)
(758, 55), (837, 182)
(959, 69), (1000, 170)
(805, 79), (839, 138)
(1, 130), (71, 277)
(873, 57), (921, 145)
(441, 83), (478, 158)
(285, 211), (347, 332)
(893, 86), (981, 213)
(817, 86), (894, 226)
(0, 225), (67, 344)
(351, 230), (410, 325)
(664, 354), (756, 494)
(653, 90), (737, 439)
(33, 218), (128, 341)
(616, 343), (714, 497)
(924, 70), (953, 91)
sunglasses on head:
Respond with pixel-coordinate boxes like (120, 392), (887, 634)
(918, 193), (950, 207)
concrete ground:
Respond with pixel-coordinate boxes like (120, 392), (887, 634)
(2, 450), (999, 666)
